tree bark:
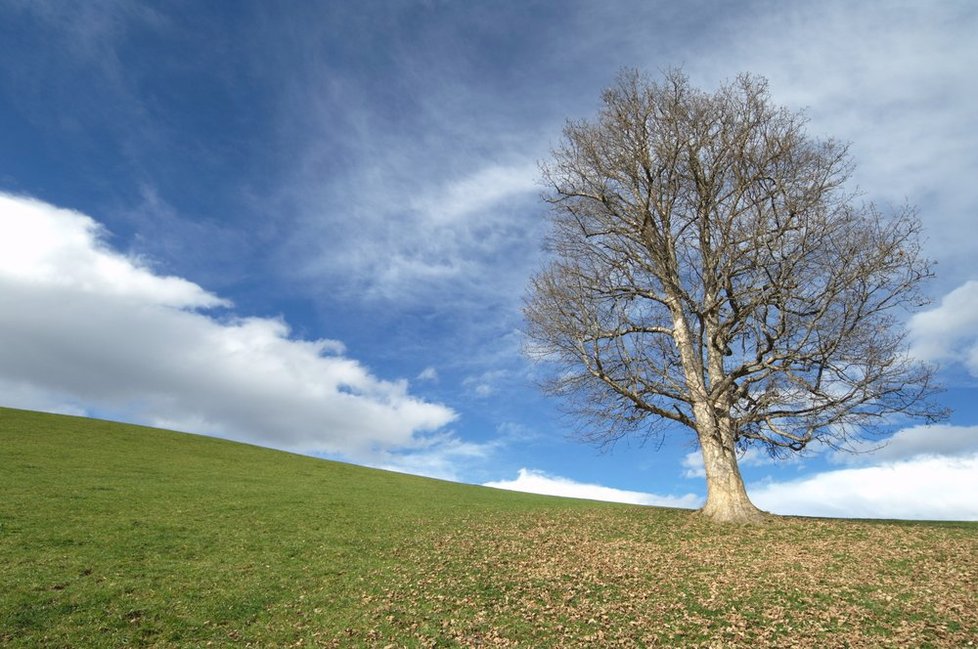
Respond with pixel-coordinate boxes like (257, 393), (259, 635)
(697, 432), (767, 523)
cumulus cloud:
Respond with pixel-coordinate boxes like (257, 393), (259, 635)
(0, 192), (458, 458)
(909, 280), (978, 375)
(484, 468), (701, 509)
(0, 196), (225, 309)
(750, 455), (978, 521)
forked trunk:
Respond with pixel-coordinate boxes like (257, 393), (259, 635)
(698, 433), (767, 523)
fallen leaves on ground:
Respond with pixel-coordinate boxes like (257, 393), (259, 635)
(350, 509), (978, 648)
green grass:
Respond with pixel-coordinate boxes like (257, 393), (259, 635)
(1, 407), (976, 647)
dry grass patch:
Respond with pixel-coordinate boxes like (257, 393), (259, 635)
(362, 508), (978, 648)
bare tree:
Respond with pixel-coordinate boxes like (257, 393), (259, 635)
(524, 69), (946, 523)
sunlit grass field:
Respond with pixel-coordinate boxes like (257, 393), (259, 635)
(2, 407), (976, 647)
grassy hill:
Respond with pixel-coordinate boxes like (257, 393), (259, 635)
(1, 407), (975, 647)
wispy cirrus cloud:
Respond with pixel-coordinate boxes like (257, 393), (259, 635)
(1, 1), (168, 165)
(253, 5), (562, 311)
(689, 2), (978, 283)
(285, 155), (543, 306)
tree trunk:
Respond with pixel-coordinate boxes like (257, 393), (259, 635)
(698, 433), (767, 523)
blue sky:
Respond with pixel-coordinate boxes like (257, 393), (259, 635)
(2, 0), (977, 519)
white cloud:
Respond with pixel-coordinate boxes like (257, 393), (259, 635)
(462, 370), (512, 399)
(682, 446), (789, 479)
(0, 192), (458, 459)
(0, 378), (88, 418)
(680, 425), (978, 519)
(471, 384), (493, 398)
(417, 366), (439, 382)
(408, 162), (539, 225)
(681, 450), (706, 479)
(462, 369), (511, 399)
(750, 455), (978, 521)
(495, 421), (543, 444)
(833, 424), (978, 465)
(683, 2), (978, 284)
(484, 468), (701, 509)
(0, 194), (225, 309)
(263, 9), (557, 308)
(377, 434), (499, 482)
(909, 280), (978, 375)
(289, 156), (543, 306)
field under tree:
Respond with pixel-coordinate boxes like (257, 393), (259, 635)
(1, 407), (975, 647)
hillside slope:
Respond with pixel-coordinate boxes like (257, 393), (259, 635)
(1, 407), (976, 647)
(0, 407), (589, 647)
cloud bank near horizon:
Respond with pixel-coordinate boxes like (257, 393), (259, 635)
(486, 456), (978, 522)
(0, 192), (459, 463)
(484, 468), (701, 509)
(492, 422), (978, 521)
(748, 424), (978, 520)
(750, 454), (978, 521)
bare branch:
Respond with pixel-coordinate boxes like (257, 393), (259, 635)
(524, 68), (946, 522)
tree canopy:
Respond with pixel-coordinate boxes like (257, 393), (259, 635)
(524, 69), (946, 522)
